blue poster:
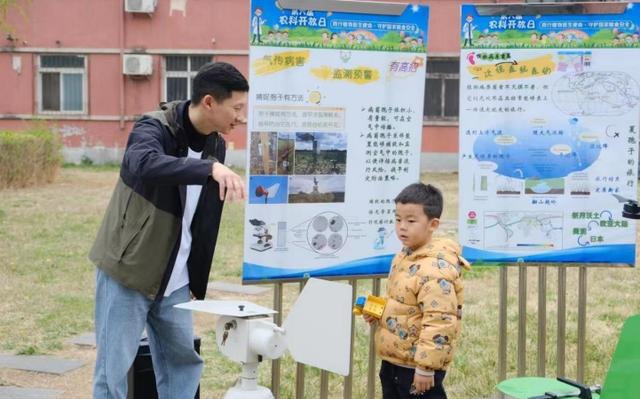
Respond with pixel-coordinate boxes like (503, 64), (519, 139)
(250, 0), (428, 52)
(460, 3), (640, 49)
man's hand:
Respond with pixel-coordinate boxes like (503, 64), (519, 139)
(411, 372), (434, 395)
(211, 162), (246, 201)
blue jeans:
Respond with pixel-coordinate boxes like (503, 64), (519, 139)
(93, 269), (203, 399)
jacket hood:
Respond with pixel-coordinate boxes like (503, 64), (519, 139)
(404, 238), (471, 271)
(143, 101), (185, 137)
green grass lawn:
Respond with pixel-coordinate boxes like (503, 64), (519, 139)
(1, 167), (639, 398)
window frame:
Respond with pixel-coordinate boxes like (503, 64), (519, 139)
(162, 55), (212, 102)
(423, 55), (460, 126)
(36, 54), (88, 115)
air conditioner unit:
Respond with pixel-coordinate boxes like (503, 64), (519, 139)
(124, 0), (157, 13)
(123, 54), (153, 76)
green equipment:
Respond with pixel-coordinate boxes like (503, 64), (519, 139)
(496, 314), (640, 399)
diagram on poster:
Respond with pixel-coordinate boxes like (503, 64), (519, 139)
(289, 211), (349, 255)
(484, 211), (563, 251)
(552, 71), (640, 116)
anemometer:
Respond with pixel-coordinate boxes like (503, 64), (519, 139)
(175, 278), (353, 398)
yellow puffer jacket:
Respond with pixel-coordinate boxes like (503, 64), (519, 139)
(375, 238), (470, 372)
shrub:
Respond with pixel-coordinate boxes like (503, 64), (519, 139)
(0, 128), (62, 189)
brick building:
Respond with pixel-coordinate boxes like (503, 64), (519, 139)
(0, 0), (536, 170)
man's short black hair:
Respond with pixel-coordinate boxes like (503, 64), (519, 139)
(191, 62), (249, 105)
(394, 182), (443, 219)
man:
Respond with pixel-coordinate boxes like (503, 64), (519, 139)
(462, 15), (475, 47)
(90, 62), (248, 399)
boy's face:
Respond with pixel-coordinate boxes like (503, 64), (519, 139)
(395, 203), (439, 250)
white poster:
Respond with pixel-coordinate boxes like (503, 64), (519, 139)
(459, 4), (640, 265)
(244, 1), (429, 281)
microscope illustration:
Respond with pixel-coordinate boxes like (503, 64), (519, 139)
(249, 218), (273, 252)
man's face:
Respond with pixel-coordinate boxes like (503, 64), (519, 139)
(204, 91), (247, 135)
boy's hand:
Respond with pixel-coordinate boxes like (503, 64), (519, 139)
(411, 373), (434, 395)
(362, 313), (377, 326)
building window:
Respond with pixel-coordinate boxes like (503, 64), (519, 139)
(164, 55), (212, 102)
(424, 58), (459, 123)
(38, 55), (87, 113)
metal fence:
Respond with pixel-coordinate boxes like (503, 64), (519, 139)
(497, 264), (590, 385)
(264, 265), (594, 398)
(268, 277), (381, 399)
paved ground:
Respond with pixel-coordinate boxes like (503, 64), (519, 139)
(0, 281), (273, 398)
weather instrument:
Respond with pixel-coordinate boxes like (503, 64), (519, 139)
(611, 193), (640, 219)
(254, 183), (280, 204)
(175, 278), (353, 399)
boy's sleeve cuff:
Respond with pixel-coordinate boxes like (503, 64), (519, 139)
(415, 368), (435, 377)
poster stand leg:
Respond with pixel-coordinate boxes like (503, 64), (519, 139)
(518, 265), (527, 376)
(537, 267), (547, 377)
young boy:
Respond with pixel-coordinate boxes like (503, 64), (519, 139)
(364, 183), (470, 399)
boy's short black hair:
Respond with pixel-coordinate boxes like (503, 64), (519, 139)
(394, 183), (443, 219)
(191, 62), (249, 105)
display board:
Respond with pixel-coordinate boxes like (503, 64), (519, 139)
(458, 3), (640, 265)
(243, 0), (429, 281)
